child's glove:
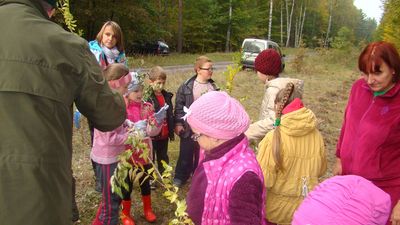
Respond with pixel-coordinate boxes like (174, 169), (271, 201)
(134, 119), (148, 134)
(124, 119), (135, 128)
(73, 109), (81, 129)
(154, 104), (169, 125)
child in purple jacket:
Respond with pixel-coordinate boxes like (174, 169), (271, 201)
(185, 91), (266, 225)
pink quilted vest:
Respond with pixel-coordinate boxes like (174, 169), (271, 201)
(201, 138), (266, 225)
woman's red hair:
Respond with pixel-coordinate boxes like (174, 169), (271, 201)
(358, 41), (400, 82)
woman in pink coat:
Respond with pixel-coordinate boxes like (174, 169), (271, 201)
(334, 41), (400, 225)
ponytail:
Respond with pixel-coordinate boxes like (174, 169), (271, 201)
(272, 82), (295, 170)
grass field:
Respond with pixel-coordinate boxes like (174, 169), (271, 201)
(73, 48), (360, 224)
(127, 52), (237, 69)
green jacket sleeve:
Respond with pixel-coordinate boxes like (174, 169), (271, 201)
(74, 51), (126, 132)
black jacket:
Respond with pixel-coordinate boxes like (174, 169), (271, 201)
(146, 89), (174, 141)
(174, 75), (218, 138)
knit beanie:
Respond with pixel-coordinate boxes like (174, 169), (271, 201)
(126, 72), (143, 94)
(292, 175), (391, 225)
(44, 0), (57, 8)
(186, 91), (250, 140)
(254, 49), (282, 77)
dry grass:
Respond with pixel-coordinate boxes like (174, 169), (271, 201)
(73, 48), (360, 224)
(127, 52), (236, 69)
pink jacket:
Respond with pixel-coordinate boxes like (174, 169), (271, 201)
(201, 138), (266, 225)
(126, 101), (161, 165)
(292, 175), (391, 225)
(337, 79), (400, 185)
(91, 125), (128, 165)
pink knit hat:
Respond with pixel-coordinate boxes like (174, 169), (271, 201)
(186, 91), (250, 140)
(292, 175), (391, 225)
(254, 49), (282, 76)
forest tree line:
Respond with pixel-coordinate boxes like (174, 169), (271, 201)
(60, 0), (398, 53)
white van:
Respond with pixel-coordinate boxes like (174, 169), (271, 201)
(241, 38), (285, 70)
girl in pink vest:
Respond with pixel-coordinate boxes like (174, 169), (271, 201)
(120, 71), (168, 225)
(185, 91), (266, 225)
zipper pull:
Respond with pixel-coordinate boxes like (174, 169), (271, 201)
(301, 177), (309, 197)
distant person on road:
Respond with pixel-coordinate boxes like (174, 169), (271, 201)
(0, 1), (126, 225)
(245, 49), (304, 141)
(145, 66), (175, 176)
(173, 56), (219, 187)
(88, 20), (127, 192)
(257, 83), (327, 225)
(185, 91), (266, 225)
(334, 41), (400, 225)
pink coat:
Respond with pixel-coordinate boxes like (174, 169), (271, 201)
(126, 101), (161, 165)
(337, 79), (400, 211)
(201, 138), (266, 225)
(292, 175), (391, 225)
(91, 125), (128, 165)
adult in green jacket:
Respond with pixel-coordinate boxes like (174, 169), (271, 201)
(0, 0), (126, 224)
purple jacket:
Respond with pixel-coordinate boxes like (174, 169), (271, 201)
(187, 134), (265, 225)
(337, 78), (400, 187)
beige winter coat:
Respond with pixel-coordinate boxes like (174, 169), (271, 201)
(245, 77), (304, 141)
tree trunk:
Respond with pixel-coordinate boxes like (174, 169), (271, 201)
(285, 0), (289, 43)
(325, 0), (333, 48)
(295, 16), (299, 47)
(280, 2), (283, 46)
(177, 0), (183, 53)
(295, 2), (303, 47)
(225, 0), (232, 52)
(268, 0), (273, 40)
(286, 0), (295, 47)
(299, 5), (306, 47)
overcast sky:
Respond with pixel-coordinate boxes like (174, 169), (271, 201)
(354, 0), (384, 23)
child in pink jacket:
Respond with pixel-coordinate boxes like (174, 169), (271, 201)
(120, 71), (168, 225)
(292, 175), (391, 225)
(91, 64), (132, 225)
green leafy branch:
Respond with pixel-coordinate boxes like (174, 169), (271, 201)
(111, 127), (193, 225)
(223, 51), (242, 94)
(57, 0), (83, 36)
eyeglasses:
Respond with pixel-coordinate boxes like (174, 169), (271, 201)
(191, 133), (202, 142)
(199, 67), (214, 72)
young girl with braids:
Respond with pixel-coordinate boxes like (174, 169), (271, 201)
(256, 83), (327, 225)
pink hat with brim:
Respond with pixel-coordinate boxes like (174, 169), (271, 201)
(186, 91), (250, 140)
(292, 175), (391, 225)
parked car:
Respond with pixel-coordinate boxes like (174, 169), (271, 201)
(241, 38), (285, 71)
(126, 40), (170, 56)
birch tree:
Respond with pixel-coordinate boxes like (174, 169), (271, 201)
(286, 0), (295, 47)
(225, 0), (232, 52)
(177, 0), (183, 53)
(280, 2), (283, 46)
(299, 4), (306, 46)
(324, 0), (333, 47)
(268, 0), (273, 40)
